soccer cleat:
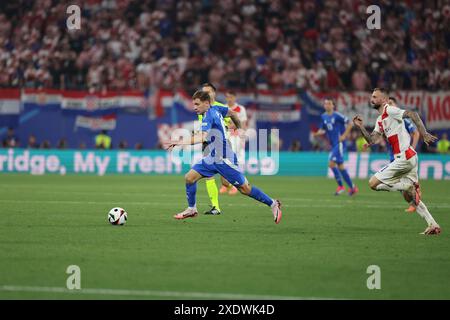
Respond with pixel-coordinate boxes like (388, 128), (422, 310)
(219, 185), (228, 194)
(204, 206), (221, 215)
(413, 182), (421, 206)
(174, 208), (198, 220)
(420, 224), (441, 235)
(405, 205), (416, 213)
(272, 200), (282, 224)
(348, 185), (359, 196)
(228, 186), (238, 195)
(335, 186), (345, 195)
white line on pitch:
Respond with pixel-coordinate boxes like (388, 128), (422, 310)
(0, 285), (339, 300)
(0, 199), (449, 209)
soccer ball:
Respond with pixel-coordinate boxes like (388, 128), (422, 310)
(108, 207), (127, 225)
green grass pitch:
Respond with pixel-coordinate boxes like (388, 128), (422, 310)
(0, 174), (449, 299)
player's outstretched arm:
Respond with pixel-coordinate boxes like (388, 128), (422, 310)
(403, 111), (438, 145)
(163, 132), (207, 151)
(312, 129), (326, 137)
(352, 115), (381, 145)
(339, 121), (353, 142)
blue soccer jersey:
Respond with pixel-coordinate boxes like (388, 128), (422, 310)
(200, 104), (235, 161)
(320, 112), (349, 148)
(192, 104), (244, 186)
(387, 119), (416, 162)
(320, 112), (349, 164)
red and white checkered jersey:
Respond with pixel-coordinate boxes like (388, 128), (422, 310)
(374, 104), (416, 158)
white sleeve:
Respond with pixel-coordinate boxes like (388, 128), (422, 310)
(240, 106), (247, 122)
(386, 105), (405, 121)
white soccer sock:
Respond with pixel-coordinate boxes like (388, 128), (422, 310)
(376, 181), (411, 192)
(415, 201), (438, 226)
(188, 206), (197, 211)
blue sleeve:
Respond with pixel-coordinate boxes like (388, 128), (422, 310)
(319, 115), (325, 130)
(201, 114), (212, 132)
(404, 119), (416, 133)
(335, 112), (349, 124)
(216, 105), (229, 118)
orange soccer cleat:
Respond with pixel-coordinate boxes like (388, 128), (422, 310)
(335, 186), (346, 196)
(174, 208), (198, 220)
(405, 205), (416, 213)
(228, 186), (238, 195)
(219, 185), (229, 194)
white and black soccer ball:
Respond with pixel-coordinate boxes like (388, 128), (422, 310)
(108, 207), (128, 226)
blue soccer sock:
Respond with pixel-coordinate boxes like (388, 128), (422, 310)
(248, 186), (274, 207)
(340, 169), (354, 188)
(331, 167), (343, 187)
(186, 182), (197, 208)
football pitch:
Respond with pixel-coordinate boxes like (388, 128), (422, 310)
(0, 174), (449, 300)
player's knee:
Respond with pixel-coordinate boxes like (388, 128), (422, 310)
(185, 173), (196, 184)
(328, 161), (336, 169)
(368, 178), (378, 190)
(238, 183), (251, 195)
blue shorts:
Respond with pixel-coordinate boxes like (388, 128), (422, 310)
(192, 157), (246, 187)
(329, 143), (344, 164)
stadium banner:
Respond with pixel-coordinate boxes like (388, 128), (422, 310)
(74, 114), (117, 131)
(302, 90), (450, 130)
(0, 149), (449, 180)
(422, 91), (450, 130)
(0, 89), (21, 115)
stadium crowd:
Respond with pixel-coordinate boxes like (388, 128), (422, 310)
(1, 0), (449, 92)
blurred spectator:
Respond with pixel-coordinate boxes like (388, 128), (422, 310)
(437, 133), (450, 154)
(79, 142), (87, 149)
(0, 0), (447, 91)
(352, 63), (370, 91)
(289, 139), (302, 152)
(2, 128), (19, 148)
(40, 140), (51, 149)
(27, 134), (38, 149)
(346, 130), (359, 152)
(135, 142), (143, 150)
(118, 140), (128, 149)
(57, 138), (68, 149)
(95, 130), (111, 149)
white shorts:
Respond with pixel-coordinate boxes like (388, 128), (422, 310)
(374, 155), (418, 186)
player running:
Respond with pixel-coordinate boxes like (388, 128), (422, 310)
(387, 97), (420, 213)
(353, 88), (441, 235)
(199, 83), (229, 215)
(313, 99), (358, 196)
(219, 90), (248, 195)
(164, 90), (282, 224)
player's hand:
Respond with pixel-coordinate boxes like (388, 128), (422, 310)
(339, 135), (345, 142)
(422, 132), (438, 146)
(352, 115), (364, 128)
(162, 140), (178, 151)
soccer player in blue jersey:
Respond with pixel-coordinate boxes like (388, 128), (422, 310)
(387, 96), (420, 213)
(164, 90), (282, 223)
(199, 83), (229, 215)
(313, 99), (358, 196)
